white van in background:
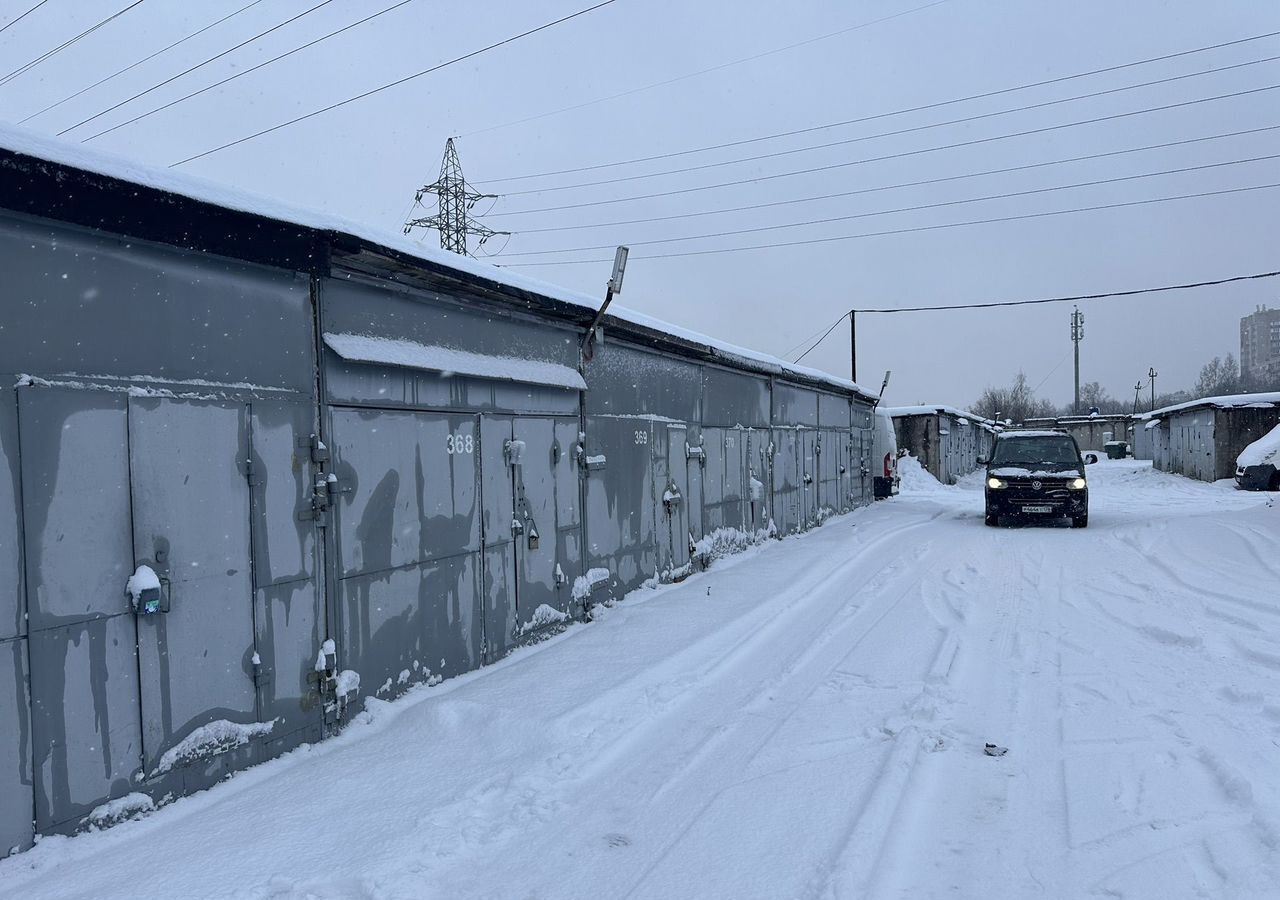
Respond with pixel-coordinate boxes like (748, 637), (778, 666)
(872, 408), (899, 499)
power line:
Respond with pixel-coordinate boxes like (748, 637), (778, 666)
(482, 29), (1280, 184)
(794, 313), (850, 363)
(510, 123), (1280, 234)
(859, 270), (1280, 313)
(0, 0), (146, 89)
(59, 0), (340, 137)
(18, 0), (270, 125)
(498, 181), (1280, 266)
(1032, 350), (1074, 394)
(493, 53), (1280, 198)
(497, 152), (1280, 257)
(460, 0), (950, 140)
(788, 270), (1280, 362)
(782, 317), (851, 359)
(488, 82), (1280, 218)
(168, 0), (624, 167)
(0, 0), (51, 39)
(79, 0), (418, 142)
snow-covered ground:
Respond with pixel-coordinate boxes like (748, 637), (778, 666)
(3, 460), (1277, 899)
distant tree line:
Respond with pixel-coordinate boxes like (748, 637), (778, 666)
(969, 353), (1280, 424)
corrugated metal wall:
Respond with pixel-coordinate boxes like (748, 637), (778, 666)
(1148, 405), (1280, 481)
(0, 210), (320, 851)
(0, 208), (876, 855)
(891, 412), (994, 485)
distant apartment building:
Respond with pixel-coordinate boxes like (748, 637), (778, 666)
(1240, 304), (1280, 384)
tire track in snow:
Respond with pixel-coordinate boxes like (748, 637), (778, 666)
(421, 509), (954, 898)
(860, 533), (1064, 897)
(554, 510), (948, 767)
(608, 539), (962, 899)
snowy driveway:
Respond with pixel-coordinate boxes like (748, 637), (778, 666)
(3, 460), (1278, 899)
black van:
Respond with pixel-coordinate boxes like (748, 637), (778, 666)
(983, 431), (1089, 528)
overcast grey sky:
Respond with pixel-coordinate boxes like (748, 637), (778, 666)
(3, 0), (1278, 406)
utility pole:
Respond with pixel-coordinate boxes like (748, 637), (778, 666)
(1070, 306), (1084, 414)
(404, 137), (508, 256)
(1148, 366), (1158, 411)
(1132, 380), (1143, 414)
(849, 309), (857, 383)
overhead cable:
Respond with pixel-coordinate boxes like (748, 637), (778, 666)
(498, 181), (1280, 266)
(489, 82), (1280, 218)
(482, 29), (1280, 183)
(59, 0), (340, 136)
(19, 0), (270, 125)
(793, 313), (850, 363)
(511, 124), (1280, 233)
(0, 1), (51, 39)
(854, 269), (1280, 313)
(78, 0), (418, 142)
(788, 270), (1280, 361)
(460, 0), (950, 139)
(497, 153), (1280, 257)
(493, 53), (1280, 197)
(0, 0), (146, 89)
(168, 0), (624, 167)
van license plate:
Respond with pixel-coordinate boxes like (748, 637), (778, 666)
(1021, 505), (1053, 513)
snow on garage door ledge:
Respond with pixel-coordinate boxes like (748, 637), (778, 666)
(323, 333), (587, 391)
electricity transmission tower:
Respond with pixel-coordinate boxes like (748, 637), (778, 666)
(404, 137), (507, 256)
(1071, 306), (1085, 414)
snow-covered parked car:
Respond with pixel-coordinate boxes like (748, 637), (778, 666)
(984, 430), (1089, 528)
(1235, 424), (1280, 491)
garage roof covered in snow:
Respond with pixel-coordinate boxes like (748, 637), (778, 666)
(883, 405), (998, 428)
(1135, 391), (1280, 420)
(0, 123), (875, 402)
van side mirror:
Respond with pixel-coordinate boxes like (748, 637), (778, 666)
(1082, 452), (1099, 465)
(976, 455), (988, 465)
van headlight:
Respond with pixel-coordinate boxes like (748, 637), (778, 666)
(1068, 477), (1086, 490)
(987, 477), (1007, 489)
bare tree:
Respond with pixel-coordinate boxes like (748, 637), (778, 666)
(1069, 381), (1128, 415)
(1193, 354), (1241, 399)
(973, 371), (1057, 424)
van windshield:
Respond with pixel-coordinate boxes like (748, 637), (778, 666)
(991, 436), (1079, 468)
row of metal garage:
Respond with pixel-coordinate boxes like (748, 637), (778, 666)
(885, 406), (998, 484)
(0, 130), (878, 854)
(1132, 393), (1280, 481)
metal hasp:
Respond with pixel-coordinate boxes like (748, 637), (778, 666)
(582, 246), (629, 361)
